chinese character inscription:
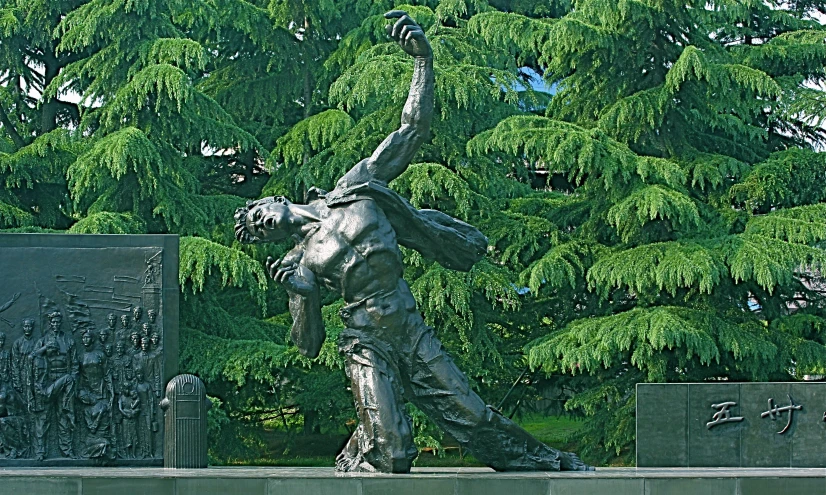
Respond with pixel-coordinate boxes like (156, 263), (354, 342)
(760, 395), (802, 434)
(637, 383), (826, 468)
(706, 401), (744, 429)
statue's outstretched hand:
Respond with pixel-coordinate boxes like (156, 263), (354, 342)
(385, 10), (431, 58)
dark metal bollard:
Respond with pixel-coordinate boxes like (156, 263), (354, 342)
(159, 374), (211, 468)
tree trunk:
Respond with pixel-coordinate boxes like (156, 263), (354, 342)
(303, 409), (317, 435)
(40, 45), (61, 133)
(302, 16), (312, 167)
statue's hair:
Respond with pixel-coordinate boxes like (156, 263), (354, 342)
(22, 318), (34, 327)
(47, 311), (61, 320)
(234, 196), (290, 244)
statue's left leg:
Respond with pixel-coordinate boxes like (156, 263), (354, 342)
(336, 337), (417, 473)
(405, 326), (592, 471)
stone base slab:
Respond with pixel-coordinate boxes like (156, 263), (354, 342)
(0, 467), (823, 495)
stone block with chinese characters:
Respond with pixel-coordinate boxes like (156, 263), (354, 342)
(0, 234), (179, 466)
(636, 382), (826, 467)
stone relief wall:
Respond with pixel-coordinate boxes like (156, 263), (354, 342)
(0, 236), (178, 465)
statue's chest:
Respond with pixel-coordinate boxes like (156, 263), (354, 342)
(301, 201), (397, 283)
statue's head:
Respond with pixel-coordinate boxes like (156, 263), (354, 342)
(48, 311), (62, 332)
(147, 309), (156, 323)
(22, 318), (34, 337)
(99, 328), (110, 343)
(104, 343), (113, 357)
(130, 331), (140, 346)
(120, 314), (130, 328)
(115, 342), (125, 356)
(133, 306), (142, 322)
(235, 196), (292, 244)
(141, 336), (150, 352)
(141, 322), (151, 336)
(81, 331), (94, 347)
(150, 333), (160, 347)
(107, 313), (117, 328)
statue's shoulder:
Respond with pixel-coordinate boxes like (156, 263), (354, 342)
(324, 181), (378, 207)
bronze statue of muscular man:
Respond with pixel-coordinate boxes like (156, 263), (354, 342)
(235, 11), (592, 473)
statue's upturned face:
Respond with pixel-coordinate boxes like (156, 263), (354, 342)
(245, 202), (291, 243)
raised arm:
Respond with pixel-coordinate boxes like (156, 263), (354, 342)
(336, 11), (434, 188)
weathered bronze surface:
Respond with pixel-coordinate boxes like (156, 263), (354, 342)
(235, 12), (591, 473)
(0, 234), (178, 466)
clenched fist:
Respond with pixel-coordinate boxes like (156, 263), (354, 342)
(385, 10), (431, 58)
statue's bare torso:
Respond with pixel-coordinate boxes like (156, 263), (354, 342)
(301, 199), (403, 303)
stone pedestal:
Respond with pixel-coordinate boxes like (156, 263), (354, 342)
(0, 467), (822, 495)
(637, 382), (826, 467)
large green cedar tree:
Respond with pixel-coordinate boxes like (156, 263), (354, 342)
(469, 0), (826, 462)
(2, 0), (826, 464)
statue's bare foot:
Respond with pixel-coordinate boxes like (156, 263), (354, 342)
(559, 451), (595, 471)
(335, 451), (377, 473)
(335, 450), (359, 472)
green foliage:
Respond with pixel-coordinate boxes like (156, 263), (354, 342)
(465, 0), (826, 465)
(179, 237), (269, 309)
(68, 212), (146, 233)
(731, 149), (826, 211)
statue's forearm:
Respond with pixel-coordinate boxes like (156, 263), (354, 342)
(288, 287), (325, 359)
(400, 55), (434, 135)
(334, 16), (434, 187)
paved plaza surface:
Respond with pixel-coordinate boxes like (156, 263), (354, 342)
(0, 466), (823, 494)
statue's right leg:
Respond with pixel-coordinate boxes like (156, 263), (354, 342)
(336, 344), (417, 473)
(32, 410), (47, 460)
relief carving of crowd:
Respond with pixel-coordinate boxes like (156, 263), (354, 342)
(0, 307), (163, 461)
